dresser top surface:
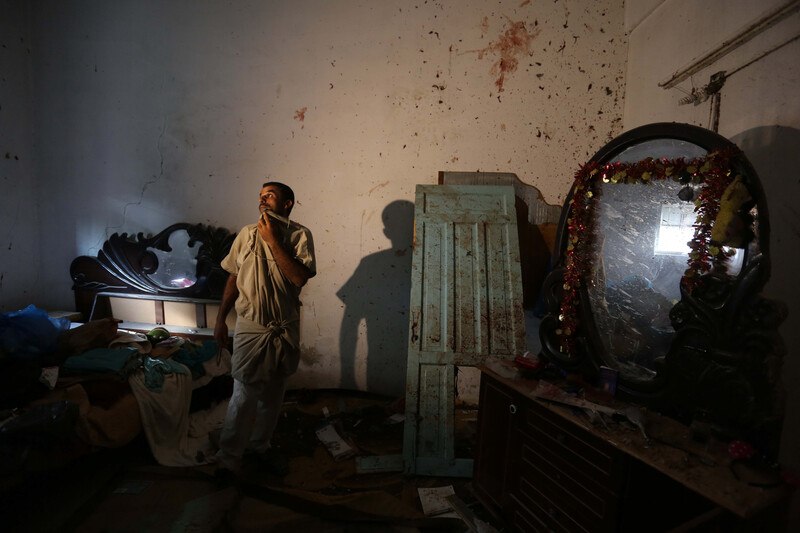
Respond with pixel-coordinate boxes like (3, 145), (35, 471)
(478, 361), (792, 519)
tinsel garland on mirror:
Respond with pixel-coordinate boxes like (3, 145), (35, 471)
(558, 147), (741, 358)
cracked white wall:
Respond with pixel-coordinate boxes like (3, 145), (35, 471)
(6, 0), (627, 396)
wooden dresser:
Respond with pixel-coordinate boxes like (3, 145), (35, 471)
(473, 363), (791, 532)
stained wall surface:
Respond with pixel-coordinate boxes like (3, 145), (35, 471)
(0, 1), (39, 310)
(623, 0), (800, 528)
(3, 0), (627, 396)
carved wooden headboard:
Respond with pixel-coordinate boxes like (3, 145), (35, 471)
(70, 223), (235, 331)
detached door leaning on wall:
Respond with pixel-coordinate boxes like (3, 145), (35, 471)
(404, 184), (526, 477)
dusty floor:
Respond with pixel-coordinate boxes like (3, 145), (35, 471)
(1, 389), (499, 533)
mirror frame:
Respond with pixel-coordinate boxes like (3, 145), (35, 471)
(539, 123), (785, 451)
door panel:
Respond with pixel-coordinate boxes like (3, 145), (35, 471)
(404, 185), (525, 476)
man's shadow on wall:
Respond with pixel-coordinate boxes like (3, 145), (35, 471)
(337, 200), (414, 396)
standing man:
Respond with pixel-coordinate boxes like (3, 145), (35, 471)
(214, 181), (316, 477)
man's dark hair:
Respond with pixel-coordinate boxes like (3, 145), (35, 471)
(262, 181), (295, 213)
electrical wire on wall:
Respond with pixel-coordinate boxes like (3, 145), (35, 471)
(674, 33), (800, 132)
(661, 0), (800, 132)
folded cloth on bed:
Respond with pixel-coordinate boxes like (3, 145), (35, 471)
(128, 347), (232, 467)
(142, 357), (188, 392)
(62, 346), (139, 374)
(129, 364), (197, 466)
(172, 339), (219, 380)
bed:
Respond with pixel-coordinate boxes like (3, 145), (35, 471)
(0, 223), (237, 476)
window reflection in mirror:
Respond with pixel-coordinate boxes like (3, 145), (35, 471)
(655, 204), (744, 275)
(655, 203), (695, 256)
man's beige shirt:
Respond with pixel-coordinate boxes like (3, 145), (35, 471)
(221, 220), (315, 381)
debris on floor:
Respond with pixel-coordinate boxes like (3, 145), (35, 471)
(3, 388), (500, 533)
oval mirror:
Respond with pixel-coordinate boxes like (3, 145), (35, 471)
(539, 123), (779, 427)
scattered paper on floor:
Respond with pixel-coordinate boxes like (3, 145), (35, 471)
(315, 421), (355, 461)
(417, 485), (458, 518)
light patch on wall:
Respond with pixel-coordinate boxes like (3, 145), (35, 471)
(26, 0), (628, 393)
(354, 317), (368, 391)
